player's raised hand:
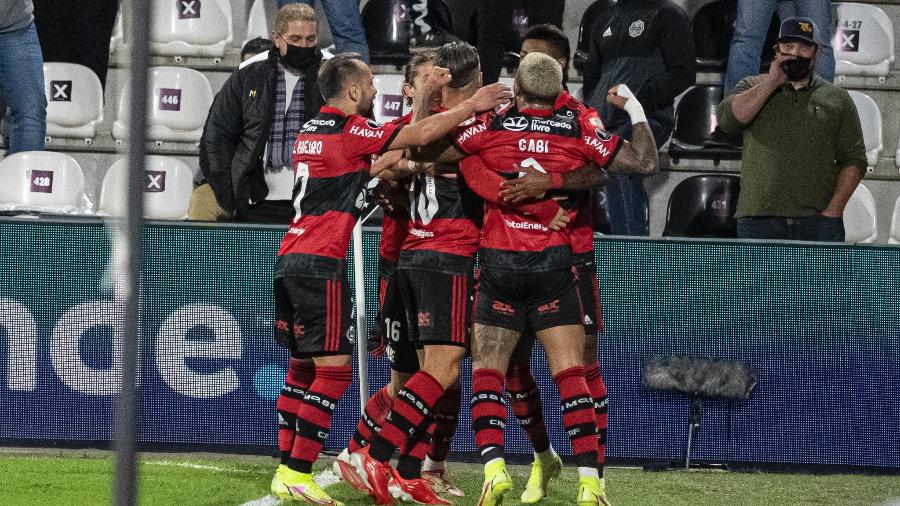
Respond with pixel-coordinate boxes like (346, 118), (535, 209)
(548, 206), (570, 231)
(469, 82), (513, 113)
(500, 165), (550, 203)
(606, 84), (631, 110)
(422, 65), (453, 94)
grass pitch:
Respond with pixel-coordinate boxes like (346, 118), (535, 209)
(0, 449), (899, 505)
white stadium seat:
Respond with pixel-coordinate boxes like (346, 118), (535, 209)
(833, 3), (895, 77)
(843, 183), (877, 243)
(373, 73), (406, 124)
(149, 0), (233, 57)
(568, 82), (584, 102)
(244, 0), (269, 45)
(43, 63), (104, 141)
(98, 156), (194, 220)
(112, 66), (213, 143)
(0, 151), (89, 214)
(110, 11), (124, 51)
(895, 133), (899, 171)
(890, 195), (900, 245)
(846, 90), (882, 170)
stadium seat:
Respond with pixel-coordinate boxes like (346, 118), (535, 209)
(691, 0), (779, 71)
(373, 73), (406, 123)
(110, 11), (124, 51)
(591, 185), (612, 235)
(569, 82), (584, 102)
(112, 66), (213, 143)
(889, 195), (900, 245)
(843, 183), (877, 243)
(148, 0), (233, 57)
(98, 156), (194, 220)
(846, 90), (882, 170)
(833, 3), (895, 77)
(43, 63), (104, 142)
(573, 0), (612, 73)
(663, 174), (741, 238)
(671, 85), (722, 150)
(244, 0), (269, 45)
(364, 0), (455, 65)
(0, 151), (88, 214)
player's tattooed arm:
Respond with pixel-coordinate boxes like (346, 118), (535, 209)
(498, 162), (608, 202)
(606, 121), (659, 175)
(471, 324), (521, 372)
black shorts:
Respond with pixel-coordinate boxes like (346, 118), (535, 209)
(575, 264), (604, 336)
(396, 265), (474, 348)
(379, 269), (421, 374)
(474, 268), (583, 334)
(274, 276), (352, 357)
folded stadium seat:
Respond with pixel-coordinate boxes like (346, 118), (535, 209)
(662, 174), (740, 238)
(373, 74), (406, 123)
(573, 0), (612, 73)
(833, 3), (895, 78)
(843, 183), (877, 243)
(0, 151), (89, 214)
(590, 184), (612, 235)
(112, 66), (213, 143)
(110, 10), (124, 52)
(889, 195), (900, 245)
(244, 0), (269, 46)
(98, 156), (194, 219)
(147, 0), (233, 58)
(669, 85), (740, 162)
(43, 63), (104, 143)
(846, 90), (883, 171)
(691, 0), (779, 72)
(363, 0), (414, 66)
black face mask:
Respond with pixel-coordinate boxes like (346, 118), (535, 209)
(783, 56), (813, 82)
(281, 44), (320, 70)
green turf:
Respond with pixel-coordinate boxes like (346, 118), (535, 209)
(0, 451), (899, 506)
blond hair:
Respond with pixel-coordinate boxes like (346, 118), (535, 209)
(515, 52), (563, 103)
(274, 3), (316, 34)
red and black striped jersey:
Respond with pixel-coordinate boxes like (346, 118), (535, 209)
(452, 94), (620, 272)
(276, 106), (403, 277)
(380, 212), (410, 263)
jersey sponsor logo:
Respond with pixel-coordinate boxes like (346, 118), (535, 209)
(537, 299), (560, 314)
(584, 135), (612, 158)
(594, 127), (612, 142)
(304, 118), (336, 130)
(366, 119), (383, 129)
(293, 139), (323, 155)
(417, 311), (431, 327)
(350, 125), (385, 139)
(492, 300), (515, 316)
(456, 123), (487, 144)
(409, 228), (435, 238)
(530, 117), (573, 132)
(504, 219), (547, 231)
(287, 226), (306, 236)
(275, 320), (290, 332)
(629, 19), (645, 38)
(584, 314), (594, 325)
(293, 323), (305, 336)
(502, 116), (529, 132)
(518, 138), (550, 153)
(602, 26), (613, 37)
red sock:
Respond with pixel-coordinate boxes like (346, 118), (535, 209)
(554, 366), (598, 468)
(369, 371), (445, 463)
(397, 421), (433, 479)
(584, 362), (608, 475)
(427, 382), (460, 462)
(288, 365), (352, 473)
(349, 386), (394, 452)
(471, 368), (506, 464)
(277, 358), (315, 464)
(507, 366), (550, 453)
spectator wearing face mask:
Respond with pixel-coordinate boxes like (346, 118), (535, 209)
(195, 3), (325, 223)
(715, 17), (866, 242)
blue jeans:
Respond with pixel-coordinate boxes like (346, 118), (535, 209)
(604, 118), (671, 236)
(736, 216), (845, 242)
(0, 22), (46, 153)
(278, 0), (370, 62)
(724, 0), (835, 95)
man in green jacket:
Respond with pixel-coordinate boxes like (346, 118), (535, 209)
(716, 17), (867, 242)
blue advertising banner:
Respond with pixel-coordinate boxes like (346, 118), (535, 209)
(0, 218), (898, 467)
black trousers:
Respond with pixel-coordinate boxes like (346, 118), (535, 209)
(33, 0), (119, 88)
(476, 0), (565, 84)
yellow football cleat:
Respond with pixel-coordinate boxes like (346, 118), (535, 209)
(577, 476), (611, 506)
(477, 459), (512, 506)
(520, 453), (563, 504)
(281, 467), (345, 505)
(271, 465), (293, 501)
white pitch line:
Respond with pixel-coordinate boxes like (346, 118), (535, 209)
(238, 469), (341, 506)
(144, 460), (252, 473)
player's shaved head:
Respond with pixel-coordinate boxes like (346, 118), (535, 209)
(434, 41), (480, 89)
(318, 53), (368, 100)
(515, 52), (563, 104)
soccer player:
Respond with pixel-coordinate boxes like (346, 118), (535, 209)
(339, 41), (492, 506)
(448, 52), (657, 505)
(268, 52), (511, 506)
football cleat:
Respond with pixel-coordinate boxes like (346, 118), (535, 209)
(422, 469), (465, 497)
(339, 447), (394, 505)
(388, 468), (451, 505)
(280, 467), (345, 505)
(577, 476), (611, 506)
(520, 452), (563, 504)
(476, 459), (512, 506)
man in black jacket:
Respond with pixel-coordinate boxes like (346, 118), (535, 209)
(583, 0), (695, 235)
(199, 3), (325, 223)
